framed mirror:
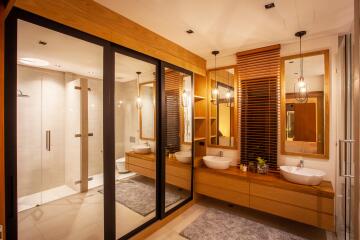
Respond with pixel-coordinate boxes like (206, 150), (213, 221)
(139, 81), (156, 140)
(207, 66), (237, 149)
(281, 50), (329, 158)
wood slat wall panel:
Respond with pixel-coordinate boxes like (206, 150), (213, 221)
(237, 45), (280, 170)
(164, 70), (182, 153)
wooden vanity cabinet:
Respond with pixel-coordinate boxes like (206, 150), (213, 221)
(195, 166), (335, 231)
(125, 152), (192, 190)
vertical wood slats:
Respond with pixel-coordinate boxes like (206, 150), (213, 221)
(164, 70), (182, 153)
(237, 45), (280, 170)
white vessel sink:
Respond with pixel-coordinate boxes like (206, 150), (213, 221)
(132, 144), (151, 154)
(280, 166), (325, 186)
(203, 156), (232, 170)
(175, 151), (192, 164)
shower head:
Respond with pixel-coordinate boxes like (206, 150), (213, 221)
(17, 90), (30, 98)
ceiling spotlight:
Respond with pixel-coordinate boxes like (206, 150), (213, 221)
(38, 40), (47, 45)
(186, 29), (194, 34)
(19, 58), (49, 67)
(265, 2), (275, 9)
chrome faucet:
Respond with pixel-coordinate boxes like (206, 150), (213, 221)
(219, 151), (224, 157)
(298, 159), (304, 168)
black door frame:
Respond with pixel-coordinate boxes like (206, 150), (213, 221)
(160, 61), (194, 219)
(4, 7), (194, 240)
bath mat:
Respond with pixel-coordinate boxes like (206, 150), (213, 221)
(180, 208), (309, 240)
(99, 175), (188, 216)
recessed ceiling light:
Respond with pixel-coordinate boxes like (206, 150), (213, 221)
(264, 2), (275, 9)
(289, 61), (294, 64)
(294, 72), (298, 75)
(38, 40), (47, 46)
(19, 58), (49, 67)
(186, 29), (194, 34)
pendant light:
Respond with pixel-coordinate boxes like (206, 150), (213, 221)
(294, 31), (308, 103)
(136, 71), (142, 109)
(211, 50), (219, 105)
(225, 70), (231, 107)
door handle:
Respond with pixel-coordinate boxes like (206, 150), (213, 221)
(338, 139), (355, 177)
(46, 130), (51, 151)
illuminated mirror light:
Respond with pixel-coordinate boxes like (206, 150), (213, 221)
(19, 57), (49, 67)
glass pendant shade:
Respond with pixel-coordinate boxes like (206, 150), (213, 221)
(211, 50), (219, 105)
(226, 90), (231, 107)
(294, 31), (308, 103)
(294, 76), (308, 102)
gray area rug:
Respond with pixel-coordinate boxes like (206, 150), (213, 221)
(99, 175), (188, 216)
(180, 208), (309, 240)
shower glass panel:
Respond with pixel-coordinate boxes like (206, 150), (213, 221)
(163, 66), (193, 214)
(114, 52), (158, 239)
(17, 19), (104, 240)
(88, 78), (104, 189)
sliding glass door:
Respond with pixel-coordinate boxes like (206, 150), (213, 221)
(113, 49), (159, 239)
(161, 64), (194, 215)
(5, 9), (194, 240)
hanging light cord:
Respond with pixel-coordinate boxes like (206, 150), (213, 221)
(300, 35), (303, 78)
(137, 72), (140, 96)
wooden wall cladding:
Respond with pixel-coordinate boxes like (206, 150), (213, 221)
(236, 45), (280, 170)
(14, 0), (206, 75)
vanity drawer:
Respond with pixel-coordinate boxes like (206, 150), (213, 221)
(197, 183), (249, 207)
(250, 183), (333, 214)
(127, 156), (155, 170)
(196, 170), (249, 194)
(127, 164), (155, 179)
(166, 174), (191, 190)
(250, 195), (334, 231)
(166, 165), (192, 179)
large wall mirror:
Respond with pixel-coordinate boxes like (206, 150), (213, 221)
(140, 81), (156, 140)
(281, 50), (329, 158)
(207, 66), (237, 149)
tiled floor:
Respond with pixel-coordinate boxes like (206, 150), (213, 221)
(18, 185), (77, 212)
(18, 172), (153, 240)
(18, 185), (338, 240)
(146, 196), (338, 240)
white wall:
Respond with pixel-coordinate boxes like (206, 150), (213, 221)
(206, 34), (339, 186)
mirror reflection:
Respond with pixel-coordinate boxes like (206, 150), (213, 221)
(164, 67), (192, 213)
(208, 67), (236, 148)
(282, 52), (328, 156)
(140, 81), (156, 140)
(115, 53), (157, 238)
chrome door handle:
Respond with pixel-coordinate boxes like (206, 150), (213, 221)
(338, 139), (355, 177)
(46, 130), (51, 151)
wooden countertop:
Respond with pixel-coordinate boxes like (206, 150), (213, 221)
(126, 151), (192, 169)
(197, 165), (334, 199)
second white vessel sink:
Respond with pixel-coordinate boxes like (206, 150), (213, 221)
(203, 156), (232, 170)
(280, 166), (325, 186)
(132, 144), (151, 154)
(175, 151), (192, 163)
